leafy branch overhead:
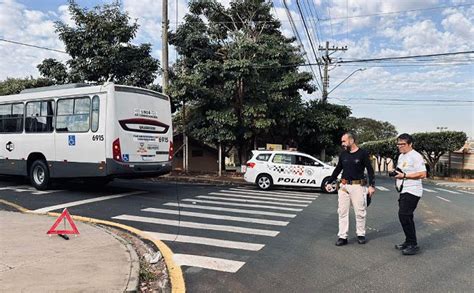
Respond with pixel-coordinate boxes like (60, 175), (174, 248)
(37, 0), (159, 87)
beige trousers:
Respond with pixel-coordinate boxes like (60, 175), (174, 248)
(337, 184), (367, 239)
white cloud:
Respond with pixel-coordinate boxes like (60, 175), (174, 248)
(0, 0), (67, 80)
(442, 11), (474, 39)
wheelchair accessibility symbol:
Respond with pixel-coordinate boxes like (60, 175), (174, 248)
(6, 141), (14, 152)
(68, 135), (76, 146)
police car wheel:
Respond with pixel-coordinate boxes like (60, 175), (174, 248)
(257, 174), (272, 190)
(321, 177), (337, 194)
(30, 160), (51, 191)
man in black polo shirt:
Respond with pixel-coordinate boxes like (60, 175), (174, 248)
(326, 132), (375, 246)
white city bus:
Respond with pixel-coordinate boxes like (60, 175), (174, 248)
(0, 83), (173, 190)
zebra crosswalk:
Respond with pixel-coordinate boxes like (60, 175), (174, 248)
(112, 187), (320, 273)
(110, 184), (471, 273)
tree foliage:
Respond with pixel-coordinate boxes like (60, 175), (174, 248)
(413, 131), (467, 176)
(37, 0), (159, 87)
(169, 0), (315, 163)
(295, 101), (351, 157)
(347, 117), (397, 144)
(0, 77), (55, 95)
(362, 138), (398, 174)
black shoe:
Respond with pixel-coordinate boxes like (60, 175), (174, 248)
(357, 236), (366, 244)
(402, 245), (420, 255)
(395, 242), (408, 250)
(335, 238), (348, 246)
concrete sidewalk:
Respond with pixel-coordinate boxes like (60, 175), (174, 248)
(0, 211), (139, 292)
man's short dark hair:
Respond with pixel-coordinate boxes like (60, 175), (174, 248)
(344, 131), (357, 143)
(398, 133), (413, 144)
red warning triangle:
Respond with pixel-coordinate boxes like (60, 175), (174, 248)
(47, 208), (80, 235)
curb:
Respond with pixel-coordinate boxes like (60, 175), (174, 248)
(424, 180), (474, 191)
(101, 226), (140, 292)
(154, 176), (250, 186)
(0, 199), (186, 293)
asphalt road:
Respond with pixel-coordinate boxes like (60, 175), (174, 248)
(0, 176), (472, 292)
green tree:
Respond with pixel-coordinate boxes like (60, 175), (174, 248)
(169, 0), (315, 164)
(296, 101), (351, 158)
(347, 117), (397, 144)
(37, 59), (69, 84)
(37, 0), (159, 87)
(362, 138), (398, 174)
(412, 131), (467, 176)
(0, 77), (55, 95)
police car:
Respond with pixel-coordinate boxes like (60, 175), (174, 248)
(244, 150), (337, 192)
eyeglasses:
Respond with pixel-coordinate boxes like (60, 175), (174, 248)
(396, 143), (407, 146)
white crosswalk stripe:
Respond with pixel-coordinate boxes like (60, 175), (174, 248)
(144, 231), (265, 251)
(197, 195), (309, 207)
(232, 187), (317, 196)
(460, 190), (474, 195)
(179, 198), (303, 211)
(0, 185), (63, 194)
(112, 215), (280, 236)
(423, 188), (437, 193)
(435, 188), (461, 194)
(209, 192), (313, 203)
(436, 196), (451, 202)
(220, 189), (318, 199)
(163, 202), (297, 218)
(33, 191), (146, 213)
(142, 208), (290, 226)
(173, 254), (245, 273)
(228, 188), (319, 198)
(375, 186), (390, 191)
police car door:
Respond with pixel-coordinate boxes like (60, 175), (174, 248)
(270, 153), (299, 186)
(297, 155), (321, 187)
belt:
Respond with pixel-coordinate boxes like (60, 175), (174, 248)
(341, 178), (367, 185)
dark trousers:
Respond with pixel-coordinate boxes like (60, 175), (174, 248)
(398, 192), (420, 245)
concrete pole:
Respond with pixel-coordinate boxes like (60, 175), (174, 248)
(218, 142), (222, 177)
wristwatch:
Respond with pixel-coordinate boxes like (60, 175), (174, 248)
(403, 172), (407, 179)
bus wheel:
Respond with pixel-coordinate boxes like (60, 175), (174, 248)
(30, 160), (50, 190)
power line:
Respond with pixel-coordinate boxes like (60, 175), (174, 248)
(295, 1), (324, 84)
(281, 0), (321, 91)
(0, 38), (67, 54)
(324, 0), (335, 40)
(338, 51), (474, 63)
(341, 98), (474, 103)
(319, 3), (474, 21)
(166, 3), (474, 26)
(297, 0), (323, 86)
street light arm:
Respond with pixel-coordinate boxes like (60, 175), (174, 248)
(328, 68), (366, 96)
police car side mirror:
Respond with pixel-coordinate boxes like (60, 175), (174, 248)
(314, 162), (323, 167)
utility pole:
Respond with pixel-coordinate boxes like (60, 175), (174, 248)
(162, 0), (169, 93)
(319, 41), (347, 103)
(318, 41), (347, 162)
(162, 0), (187, 172)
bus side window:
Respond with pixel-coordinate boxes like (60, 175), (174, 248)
(0, 103), (23, 133)
(57, 97), (90, 132)
(91, 95), (99, 132)
(25, 101), (54, 133)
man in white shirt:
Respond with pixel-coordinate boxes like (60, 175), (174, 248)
(393, 133), (427, 255)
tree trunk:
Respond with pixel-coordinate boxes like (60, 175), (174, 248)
(376, 156), (382, 174)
